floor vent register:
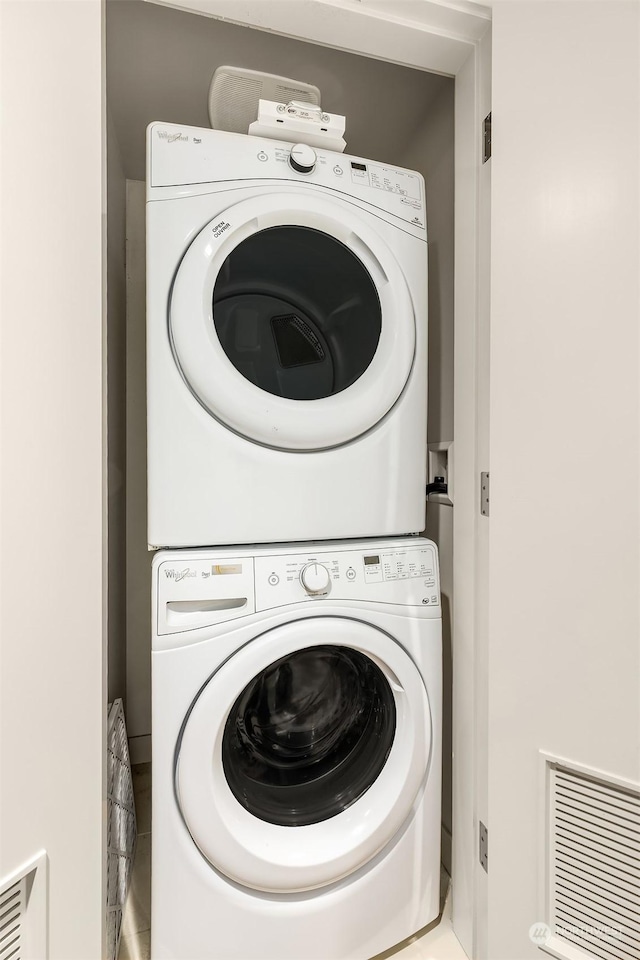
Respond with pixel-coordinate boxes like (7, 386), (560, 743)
(0, 852), (47, 960)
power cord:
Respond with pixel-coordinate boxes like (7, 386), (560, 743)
(426, 476), (448, 497)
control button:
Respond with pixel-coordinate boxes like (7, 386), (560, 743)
(346, 567), (356, 581)
(268, 573), (279, 586)
(257, 150), (268, 162)
(276, 104), (286, 114)
(424, 579), (435, 587)
(431, 595), (438, 603)
(300, 562), (330, 595)
(289, 143), (317, 174)
(321, 112), (331, 123)
(333, 165), (344, 176)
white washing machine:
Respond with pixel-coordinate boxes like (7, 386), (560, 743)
(146, 123), (428, 547)
(152, 537), (442, 960)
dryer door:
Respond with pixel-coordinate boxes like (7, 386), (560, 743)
(169, 193), (416, 450)
(176, 617), (432, 893)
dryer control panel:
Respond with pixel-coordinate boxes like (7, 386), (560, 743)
(148, 123), (426, 233)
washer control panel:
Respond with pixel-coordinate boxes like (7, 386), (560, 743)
(154, 540), (440, 635)
(254, 542), (439, 612)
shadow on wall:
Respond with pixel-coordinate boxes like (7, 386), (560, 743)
(424, 499), (453, 875)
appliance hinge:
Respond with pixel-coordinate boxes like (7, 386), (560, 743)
(479, 821), (488, 873)
(483, 113), (492, 163)
(480, 472), (490, 517)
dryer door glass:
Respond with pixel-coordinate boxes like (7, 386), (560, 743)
(212, 227), (382, 400)
(222, 645), (396, 826)
(170, 193), (417, 450)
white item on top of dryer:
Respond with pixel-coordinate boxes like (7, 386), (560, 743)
(146, 122), (428, 548)
(152, 536), (442, 960)
(208, 65), (321, 133)
(248, 99), (347, 152)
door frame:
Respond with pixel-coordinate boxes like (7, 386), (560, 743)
(140, 2), (492, 955)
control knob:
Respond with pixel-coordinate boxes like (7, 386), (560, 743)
(289, 143), (317, 174)
(300, 562), (330, 595)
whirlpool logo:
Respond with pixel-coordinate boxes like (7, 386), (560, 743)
(156, 130), (188, 143)
(164, 567), (196, 582)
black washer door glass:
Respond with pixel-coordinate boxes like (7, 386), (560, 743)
(213, 227), (382, 400)
(222, 645), (396, 827)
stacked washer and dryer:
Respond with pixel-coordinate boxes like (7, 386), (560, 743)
(146, 121), (442, 960)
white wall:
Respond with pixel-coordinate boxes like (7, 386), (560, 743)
(0, 2), (105, 957)
(150, 0), (490, 75)
(489, 3), (640, 957)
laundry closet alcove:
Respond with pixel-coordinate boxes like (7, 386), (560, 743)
(105, 1), (491, 957)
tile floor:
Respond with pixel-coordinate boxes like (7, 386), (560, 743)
(119, 764), (468, 960)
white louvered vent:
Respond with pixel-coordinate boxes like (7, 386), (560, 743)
(0, 878), (25, 960)
(548, 763), (640, 960)
(0, 853), (46, 960)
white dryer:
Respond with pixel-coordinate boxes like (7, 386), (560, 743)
(152, 537), (442, 960)
(146, 123), (428, 547)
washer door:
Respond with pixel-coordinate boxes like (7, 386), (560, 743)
(170, 193), (416, 450)
(176, 618), (431, 893)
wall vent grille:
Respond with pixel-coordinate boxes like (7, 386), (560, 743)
(549, 763), (640, 960)
(0, 878), (25, 960)
(0, 852), (46, 960)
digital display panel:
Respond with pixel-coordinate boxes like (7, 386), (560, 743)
(364, 555), (380, 565)
(351, 162), (367, 171)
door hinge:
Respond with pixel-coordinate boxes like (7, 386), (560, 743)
(480, 472), (490, 517)
(479, 821), (488, 873)
(483, 112), (492, 163)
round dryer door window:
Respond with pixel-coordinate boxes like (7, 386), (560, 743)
(175, 618), (432, 893)
(169, 193), (416, 450)
(212, 226), (381, 402)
